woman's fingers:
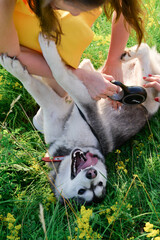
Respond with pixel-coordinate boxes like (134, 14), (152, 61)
(143, 74), (160, 102)
(143, 75), (160, 91)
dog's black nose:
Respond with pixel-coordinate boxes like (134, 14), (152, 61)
(86, 169), (97, 179)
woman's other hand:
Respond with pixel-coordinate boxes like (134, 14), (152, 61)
(143, 74), (160, 102)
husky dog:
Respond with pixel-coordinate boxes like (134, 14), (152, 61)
(0, 35), (159, 204)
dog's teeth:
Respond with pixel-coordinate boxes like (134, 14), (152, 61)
(73, 160), (76, 174)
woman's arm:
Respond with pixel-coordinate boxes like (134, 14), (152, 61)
(101, 12), (130, 82)
(18, 46), (53, 78)
(0, 0), (20, 56)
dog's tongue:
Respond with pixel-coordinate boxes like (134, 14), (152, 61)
(77, 152), (98, 173)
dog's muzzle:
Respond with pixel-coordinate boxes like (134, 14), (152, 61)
(71, 149), (98, 179)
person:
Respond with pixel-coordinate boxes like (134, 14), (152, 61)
(0, 0), (145, 102)
(143, 75), (160, 102)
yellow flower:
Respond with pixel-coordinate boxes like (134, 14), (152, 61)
(147, 229), (159, 238)
(106, 208), (111, 214)
(147, 17), (155, 28)
(47, 193), (56, 203)
(74, 206), (102, 239)
(111, 205), (117, 211)
(93, 34), (103, 41)
(115, 149), (121, 154)
(6, 213), (16, 223)
(127, 204), (132, 209)
(155, 237), (160, 240)
(0, 214), (3, 221)
(8, 223), (14, 230)
(0, 94), (2, 100)
(107, 215), (115, 224)
(144, 222), (154, 232)
(96, 22), (100, 29)
(148, 134), (153, 141)
(15, 224), (21, 230)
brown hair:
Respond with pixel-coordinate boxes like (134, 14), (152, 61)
(28, 0), (62, 43)
(104, 0), (145, 46)
(27, 0), (145, 45)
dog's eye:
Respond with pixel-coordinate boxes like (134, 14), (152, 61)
(98, 181), (103, 186)
(78, 189), (86, 195)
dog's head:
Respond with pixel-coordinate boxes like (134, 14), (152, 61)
(50, 148), (107, 204)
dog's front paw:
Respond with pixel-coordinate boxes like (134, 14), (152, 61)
(0, 54), (30, 80)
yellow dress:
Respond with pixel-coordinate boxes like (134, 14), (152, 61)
(14, 0), (102, 68)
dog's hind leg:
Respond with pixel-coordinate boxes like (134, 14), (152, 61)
(121, 44), (160, 115)
(0, 54), (73, 144)
(121, 43), (152, 77)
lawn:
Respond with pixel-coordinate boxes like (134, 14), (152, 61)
(0, 0), (160, 239)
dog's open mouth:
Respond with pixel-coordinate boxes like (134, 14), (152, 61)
(71, 149), (98, 179)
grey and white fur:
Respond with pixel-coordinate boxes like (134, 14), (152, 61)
(0, 36), (159, 204)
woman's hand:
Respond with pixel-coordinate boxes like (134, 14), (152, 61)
(101, 60), (123, 109)
(143, 74), (160, 102)
(72, 67), (118, 101)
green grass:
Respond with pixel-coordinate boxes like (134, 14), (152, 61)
(0, 1), (160, 239)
